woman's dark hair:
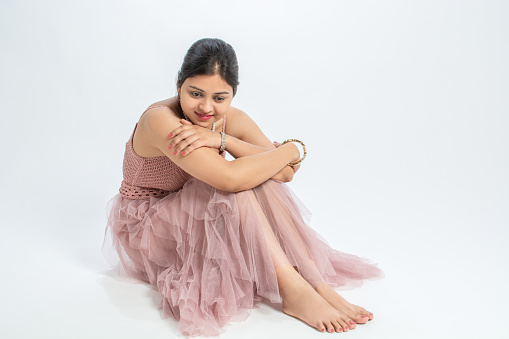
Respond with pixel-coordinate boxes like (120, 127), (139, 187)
(177, 38), (239, 96)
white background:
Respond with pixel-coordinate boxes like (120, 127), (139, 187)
(1, 1), (508, 338)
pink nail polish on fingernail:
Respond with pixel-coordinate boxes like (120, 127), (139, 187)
(168, 134), (172, 138)
(173, 151), (177, 155)
(168, 145), (172, 149)
(181, 152), (185, 156)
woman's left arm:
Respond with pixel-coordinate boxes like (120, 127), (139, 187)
(224, 136), (300, 182)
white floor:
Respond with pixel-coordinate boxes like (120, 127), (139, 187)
(1, 190), (508, 339)
(1, 1), (508, 338)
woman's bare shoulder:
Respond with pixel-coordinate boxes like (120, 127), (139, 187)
(227, 105), (249, 119)
(134, 99), (181, 157)
(226, 106), (262, 136)
(144, 97), (179, 112)
(139, 97), (179, 124)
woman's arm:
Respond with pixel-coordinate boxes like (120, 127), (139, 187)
(169, 107), (298, 181)
(223, 134), (298, 182)
(140, 107), (300, 192)
(222, 108), (300, 181)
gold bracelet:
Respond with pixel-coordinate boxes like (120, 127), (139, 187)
(282, 139), (307, 166)
(218, 132), (226, 153)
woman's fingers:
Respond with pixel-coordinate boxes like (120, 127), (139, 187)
(169, 126), (199, 149)
(168, 122), (192, 139)
(178, 134), (203, 156)
(168, 120), (222, 155)
(180, 142), (201, 156)
(172, 134), (201, 156)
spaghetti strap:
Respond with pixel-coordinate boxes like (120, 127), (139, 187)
(142, 105), (171, 115)
(129, 105), (172, 137)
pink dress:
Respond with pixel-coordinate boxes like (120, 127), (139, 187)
(105, 106), (383, 336)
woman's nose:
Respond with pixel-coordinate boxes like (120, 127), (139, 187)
(198, 98), (213, 113)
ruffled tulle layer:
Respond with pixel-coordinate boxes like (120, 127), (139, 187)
(105, 179), (383, 336)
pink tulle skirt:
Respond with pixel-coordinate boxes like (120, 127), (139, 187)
(105, 178), (383, 336)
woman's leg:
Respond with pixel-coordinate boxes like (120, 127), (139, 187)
(251, 181), (374, 324)
(237, 189), (354, 333)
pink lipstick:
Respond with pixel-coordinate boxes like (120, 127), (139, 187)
(195, 112), (213, 121)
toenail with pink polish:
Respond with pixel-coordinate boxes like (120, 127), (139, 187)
(350, 321), (356, 324)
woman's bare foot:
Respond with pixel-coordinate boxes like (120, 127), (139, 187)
(316, 282), (373, 326)
(277, 266), (356, 333)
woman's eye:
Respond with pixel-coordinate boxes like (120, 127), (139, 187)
(215, 97), (225, 101)
(191, 92), (201, 97)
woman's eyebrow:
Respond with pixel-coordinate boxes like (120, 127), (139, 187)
(189, 86), (204, 92)
(189, 85), (230, 95)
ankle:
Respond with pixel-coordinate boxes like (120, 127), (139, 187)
(276, 265), (306, 295)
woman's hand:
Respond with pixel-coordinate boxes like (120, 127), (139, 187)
(270, 141), (300, 182)
(168, 119), (222, 156)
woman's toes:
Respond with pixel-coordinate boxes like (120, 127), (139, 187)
(317, 321), (327, 333)
(356, 315), (369, 324)
(338, 320), (349, 332)
(348, 320), (357, 330)
(361, 310), (371, 318)
(325, 322), (335, 333)
(333, 320), (343, 333)
(351, 313), (369, 324)
(358, 307), (374, 320)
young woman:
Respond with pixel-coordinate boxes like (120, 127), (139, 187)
(106, 38), (383, 336)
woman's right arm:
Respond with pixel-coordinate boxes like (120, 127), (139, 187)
(140, 108), (300, 192)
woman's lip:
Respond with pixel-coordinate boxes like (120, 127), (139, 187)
(195, 112), (213, 120)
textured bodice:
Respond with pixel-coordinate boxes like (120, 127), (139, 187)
(119, 125), (193, 199)
(119, 105), (226, 199)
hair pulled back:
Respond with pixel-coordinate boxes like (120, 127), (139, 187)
(177, 38), (239, 97)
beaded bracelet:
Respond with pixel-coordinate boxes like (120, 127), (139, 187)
(218, 132), (227, 153)
(282, 139), (307, 166)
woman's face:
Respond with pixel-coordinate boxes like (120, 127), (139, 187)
(179, 74), (234, 129)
